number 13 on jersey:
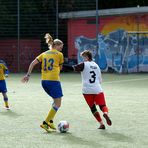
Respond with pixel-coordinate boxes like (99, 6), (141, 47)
(44, 58), (54, 71)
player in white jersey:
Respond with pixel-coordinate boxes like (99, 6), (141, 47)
(73, 50), (112, 129)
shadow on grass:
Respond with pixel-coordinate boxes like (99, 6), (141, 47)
(0, 110), (22, 118)
(100, 130), (133, 143)
(46, 132), (102, 147)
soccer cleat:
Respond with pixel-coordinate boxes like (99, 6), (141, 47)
(40, 121), (51, 132)
(48, 120), (56, 130)
(103, 114), (112, 126)
(5, 106), (10, 110)
(98, 124), (105, 130)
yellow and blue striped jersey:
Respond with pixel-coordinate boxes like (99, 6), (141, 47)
(0, 60), (8, 80)
(36, 49), (64, 81)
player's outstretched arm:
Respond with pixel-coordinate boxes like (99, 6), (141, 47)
(22, 59), (39, 83)
(63, 64), (74, 71)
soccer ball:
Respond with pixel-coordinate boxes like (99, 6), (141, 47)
(58, 121), (69, 133)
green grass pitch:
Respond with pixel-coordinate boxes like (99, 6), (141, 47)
(0, 73), (148, 148)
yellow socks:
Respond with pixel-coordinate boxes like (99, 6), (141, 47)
(45, 106), (58, 123)
(4, 101), (9, 107)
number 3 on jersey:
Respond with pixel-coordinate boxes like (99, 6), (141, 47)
(89, 71), (96, 83)
(44, 58), (54, 71)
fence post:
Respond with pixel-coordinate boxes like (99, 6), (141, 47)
(96, 0), (99, 65)
(56, 0), (59, 38)
(17, 0), (20, 72)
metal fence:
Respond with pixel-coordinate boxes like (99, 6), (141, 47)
(0, 1), (148, 73)
(0, 0), (96, 72)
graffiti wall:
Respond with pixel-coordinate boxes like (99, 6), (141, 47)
(0, 40), (41, 72)
(68, 15), (148, 73)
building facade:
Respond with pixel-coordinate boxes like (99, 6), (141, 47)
(60, 7), (148, 73)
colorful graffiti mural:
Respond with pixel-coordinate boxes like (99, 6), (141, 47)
(67, 15), (148, 73)
(75, 29), (148, 73)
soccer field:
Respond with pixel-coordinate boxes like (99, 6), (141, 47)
(0, 73), (148, 148)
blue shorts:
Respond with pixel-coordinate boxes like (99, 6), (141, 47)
(42, 80), (63, 99)
(0, 80), (7, 93)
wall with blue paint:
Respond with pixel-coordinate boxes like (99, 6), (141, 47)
(75, 29), (148, 73)
(68, 15), (148, 73)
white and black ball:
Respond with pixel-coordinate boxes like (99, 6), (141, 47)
(58, 121), (69, 133)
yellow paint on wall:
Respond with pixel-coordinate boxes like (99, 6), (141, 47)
(101, 16), (148, 35)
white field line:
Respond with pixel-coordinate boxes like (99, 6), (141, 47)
(73, 77), (148, 86)
(103, 77), (148, 84)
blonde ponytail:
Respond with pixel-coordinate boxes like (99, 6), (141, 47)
(44, 33), (63, 49)
(44, 33), (53, 48)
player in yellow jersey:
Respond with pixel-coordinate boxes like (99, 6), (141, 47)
(0, 60), (10, 110)
(22, 33), (64, 132)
